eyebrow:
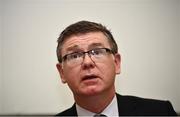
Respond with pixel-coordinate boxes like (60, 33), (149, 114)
(66, 45), (80, 52)
(88, 43), (104, 49)
(66, 43), (105, 52)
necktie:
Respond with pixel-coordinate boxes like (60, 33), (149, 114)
(93, 114), (107, 117)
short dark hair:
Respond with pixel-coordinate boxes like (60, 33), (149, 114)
(56, 20), (118, 63)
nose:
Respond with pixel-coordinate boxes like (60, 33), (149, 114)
(81, 53), (95, 69)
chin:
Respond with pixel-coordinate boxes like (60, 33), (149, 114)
(80, 87), (104, 96)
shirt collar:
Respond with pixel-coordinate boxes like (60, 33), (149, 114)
(76, 95), (119, 117)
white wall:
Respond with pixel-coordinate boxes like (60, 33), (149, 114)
(0, 0), (179, 115)
(0, 0), (3, 114)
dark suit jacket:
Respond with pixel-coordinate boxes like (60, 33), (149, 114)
(56, 94), (177, 116)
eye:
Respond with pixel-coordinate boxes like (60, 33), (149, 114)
(91, 48), (103, 56)
(67, 52), (83, 60)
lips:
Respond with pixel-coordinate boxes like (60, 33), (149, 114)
(82, 74), (99, 81)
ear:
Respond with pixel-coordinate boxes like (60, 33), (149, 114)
(114, 53), (121, 74)
(56, 63), (67, 83)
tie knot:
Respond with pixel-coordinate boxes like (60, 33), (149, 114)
(93, 114), (107, 117)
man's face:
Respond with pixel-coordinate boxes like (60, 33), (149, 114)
(56, 32), (121, 97)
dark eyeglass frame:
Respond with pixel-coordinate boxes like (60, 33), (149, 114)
(61, 48), (114, 63)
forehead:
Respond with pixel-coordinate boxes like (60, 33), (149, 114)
(61, 32), (111, 53)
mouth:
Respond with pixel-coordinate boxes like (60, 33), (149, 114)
(82, 74), (99, 81)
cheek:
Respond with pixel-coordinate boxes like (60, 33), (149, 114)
(63, 66), (80, 83)
(98, 61), (116, 79)
(105, 65), (116, 78)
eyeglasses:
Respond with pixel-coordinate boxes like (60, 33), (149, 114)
(61, 48), (114, 66)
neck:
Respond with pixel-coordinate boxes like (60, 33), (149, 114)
(74, 88), (116, 113)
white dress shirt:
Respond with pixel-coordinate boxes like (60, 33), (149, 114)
(76, 95), (119, 117)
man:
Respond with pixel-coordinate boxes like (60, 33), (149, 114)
(56, 20), (177, 116)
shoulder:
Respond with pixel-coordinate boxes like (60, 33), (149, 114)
(56, 104), (77, 116)
(117, 94), (170, 105)
(116, 94), (177, 116)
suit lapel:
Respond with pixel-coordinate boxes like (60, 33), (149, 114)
(69, 103), (78, 116)
(116, 94), (137, 115)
